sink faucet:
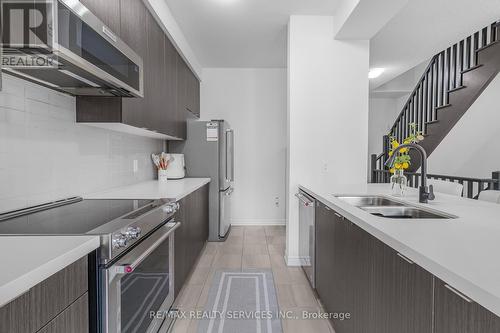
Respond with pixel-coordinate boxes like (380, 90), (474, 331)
(385, 143), (435, 203)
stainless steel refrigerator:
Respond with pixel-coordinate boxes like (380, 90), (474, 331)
(170, 120), (234, 241)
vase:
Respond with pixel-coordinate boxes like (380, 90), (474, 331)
(390, 169), (407, 196)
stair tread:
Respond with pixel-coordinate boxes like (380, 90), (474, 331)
(435, 103), (451, 110)
(476, 40), (500, 53)
(447, 85), (466, 93)
(380, 36), (500, 171)
(462, 64), (483, 74)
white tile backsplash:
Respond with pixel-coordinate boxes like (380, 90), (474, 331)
(0, 74), (163, 212)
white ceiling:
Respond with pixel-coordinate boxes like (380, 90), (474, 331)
(163, 0), (339, 68)
(370, 0), (500, 89)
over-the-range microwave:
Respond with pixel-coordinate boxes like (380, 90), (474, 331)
(1, 0), (144, 97)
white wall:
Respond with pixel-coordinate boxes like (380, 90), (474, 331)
(0, 75), (162, 212)
(200, 68), (287, 225)
(367, 98), (399, 175)
(287, 16), (369, 264)
(428, 73), (500, 179)
(367, 60), (430, 176)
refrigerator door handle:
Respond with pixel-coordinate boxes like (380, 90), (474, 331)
(225, 130), (230, 181)
(226, 129), (235, 182)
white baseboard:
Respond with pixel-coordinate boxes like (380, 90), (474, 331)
(231, 218), (286, 226)
(285, 255), (303, 267)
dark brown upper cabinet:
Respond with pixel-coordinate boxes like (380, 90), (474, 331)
(177, 53), (200, 118)
(76, 0), (200, 140)
(186, 66), (200, 117)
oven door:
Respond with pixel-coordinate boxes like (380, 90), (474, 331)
(102, 221), (180, 333)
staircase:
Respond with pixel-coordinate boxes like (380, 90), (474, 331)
(378, 21), (500, 171)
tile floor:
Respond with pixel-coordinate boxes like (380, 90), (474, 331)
(171, 226), (334, 333)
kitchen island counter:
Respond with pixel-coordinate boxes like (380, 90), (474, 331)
(300, 183), (500, 317)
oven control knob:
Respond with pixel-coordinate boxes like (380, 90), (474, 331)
(125, 227), (141, 240)
(163, 203), (178, 214)
(112, 234), (128, 249)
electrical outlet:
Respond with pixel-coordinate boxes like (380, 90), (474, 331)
(323, 163), (328, 173)
(133, 159), (139, 173)
(275, 196), (280, 207)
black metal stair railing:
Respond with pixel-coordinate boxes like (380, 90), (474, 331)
(370, 167), (500, 200)
(389, 21), (499, 145)
(370, 21), (500, 199)
(372, 21), (500, 176)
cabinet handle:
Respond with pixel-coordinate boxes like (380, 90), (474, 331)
(444, 284), (473, 303)
(324, 206), (331, 211)
(334, 212), (342, 218)
(396, 252), (414, 264)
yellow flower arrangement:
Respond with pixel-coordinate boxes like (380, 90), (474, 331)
(388, 123), (424, 174)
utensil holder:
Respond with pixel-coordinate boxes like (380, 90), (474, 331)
(158, 169), (168, 183)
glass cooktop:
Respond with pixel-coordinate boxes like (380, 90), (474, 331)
(0, 199), (153, 235)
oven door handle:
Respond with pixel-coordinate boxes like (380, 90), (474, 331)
(111, 221), (180, 274)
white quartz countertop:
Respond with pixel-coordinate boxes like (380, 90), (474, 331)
(85, 178), (211, 201)
(299, 183), (500, 317)
(0, 235), (99, 307)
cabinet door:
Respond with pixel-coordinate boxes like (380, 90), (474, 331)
(191, 184), (209, 258)
(0, 257), (88, 333)
(176, 54), (188, 116)
(327, 214), (372, 333)
(342, 222), (372, 333)
(163, 37), (181, 138)
(315, 201), (336, 315)
(370, 239), (433, 333)
(174, 185), (209, 297)
(145, 12), (166, 134)
(79, 0), (121, 35)
(434, 278), (500, 333)
(36, 294), (89, 333)
(120, 0), (147, 129)
(186, 70), (200, 117)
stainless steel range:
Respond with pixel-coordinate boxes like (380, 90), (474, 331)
(0, 197), (181, 333)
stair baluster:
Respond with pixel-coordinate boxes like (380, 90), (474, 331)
(375, 21), (500, 171)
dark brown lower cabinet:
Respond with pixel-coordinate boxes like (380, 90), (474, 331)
(316, 206), (433, 333)
(0, 256), (89, 333)
(315, 203), (372, 333)
(37, 293), (89, 333)
(315, 201), (336, 315)
(370, 238), (433, 333)
(314, 198), (500, 333)
(434, 278), (500, 333)
(174, 184), (209, 296)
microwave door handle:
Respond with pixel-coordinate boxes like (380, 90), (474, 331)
(112, 222), (180, 274)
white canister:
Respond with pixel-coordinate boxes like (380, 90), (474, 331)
(165, 154), (186, 179)
(158, 169), (168, 183)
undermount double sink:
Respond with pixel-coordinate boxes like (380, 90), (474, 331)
(336, 196), (456, 220)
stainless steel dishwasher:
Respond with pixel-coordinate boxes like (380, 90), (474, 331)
(296, 190), (316, 288)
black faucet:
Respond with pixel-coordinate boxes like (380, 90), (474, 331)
(385, 143), (435, 203)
